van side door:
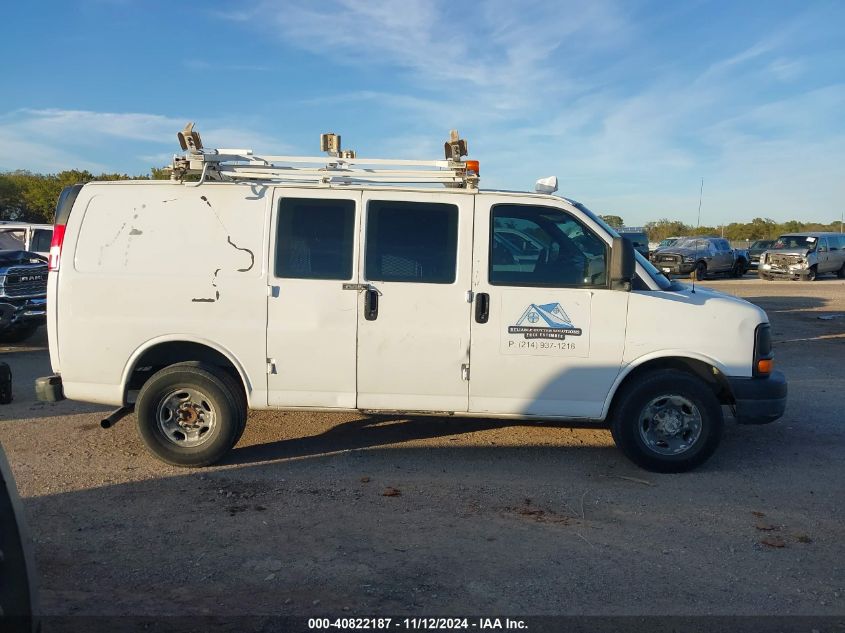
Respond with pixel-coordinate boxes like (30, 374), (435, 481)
(356, 191), (474, 412)
(469, 196), (628, 418)
(267, 189), (362, 407)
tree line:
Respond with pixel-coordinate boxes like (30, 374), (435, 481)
(2, 170), (842, 241)
(599, 214), (842, 242)
(0, 169), (169, 223)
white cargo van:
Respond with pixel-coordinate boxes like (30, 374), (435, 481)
(36, 127), (786, 472)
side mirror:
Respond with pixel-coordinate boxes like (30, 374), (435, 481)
(610, 236), (635, 291)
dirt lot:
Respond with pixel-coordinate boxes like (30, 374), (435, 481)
(1, 277), (844, 620)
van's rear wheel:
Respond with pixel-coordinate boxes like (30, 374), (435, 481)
(610, 370), (723, 473)
(136, 363), (245, 467)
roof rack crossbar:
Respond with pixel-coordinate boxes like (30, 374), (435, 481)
(169, 124), (478, 189)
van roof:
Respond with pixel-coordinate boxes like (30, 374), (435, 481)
(79, 179), (565, 202)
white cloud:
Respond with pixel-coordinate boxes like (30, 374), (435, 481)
(0, 109), (293, 174)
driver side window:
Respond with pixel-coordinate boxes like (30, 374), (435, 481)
(489, 204), (607, 288)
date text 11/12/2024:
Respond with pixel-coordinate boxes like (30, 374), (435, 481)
(307, 617), (528, 630)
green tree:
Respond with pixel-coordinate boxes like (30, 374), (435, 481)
(645, 219), (690, 242)
(599, 214), (624, 229)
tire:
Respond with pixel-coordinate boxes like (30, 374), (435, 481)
(610, 370), (724, 473)
(690, 261), (707, 281)
(732, 260), (747, 278)
(802, 266), (817, 282)
(0, 324), (39, 344)
(838, 262), (845, 279)
(758, 271), (772, 281)
(136, 363), (245, 467)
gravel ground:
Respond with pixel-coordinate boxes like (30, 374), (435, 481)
(0, 276), (843, 619)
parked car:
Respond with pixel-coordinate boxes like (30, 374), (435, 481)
(651, 236), (748, 280)
(656, 236), (681, 250)
(747, 240), (774, 269)
(0, 222), (53, 258)
(617, 227), (650, 258)
(0, 249), (47, 342)
(759, 233), (845, 281)
(36, 126), (786, 473)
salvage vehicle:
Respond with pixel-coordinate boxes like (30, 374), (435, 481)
(36, 124), (787, 473)
(651, 236), (748, 280)
(758, 233), (845, 281)
(0, 250), (47, 343)
(747, 240), (774, 270)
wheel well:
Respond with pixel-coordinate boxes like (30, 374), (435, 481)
(611, 357), (733, 414)
(125, 341), (247, 404)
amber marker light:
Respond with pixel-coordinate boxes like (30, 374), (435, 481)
(465, 160), (480, 175)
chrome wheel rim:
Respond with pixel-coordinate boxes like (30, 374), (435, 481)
(156, 388), (217, 447)
(638, 394), (703, 456)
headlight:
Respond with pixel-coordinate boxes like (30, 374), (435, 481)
(683, 256), (694, 263)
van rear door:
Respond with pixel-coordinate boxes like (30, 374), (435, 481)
(355, 191), (474, 412)
(266, 189), (362, 407)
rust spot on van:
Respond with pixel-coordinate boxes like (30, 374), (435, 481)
(227, 236), (255, 272)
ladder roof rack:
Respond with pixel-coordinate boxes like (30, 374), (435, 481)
(169, 124), (479, 190)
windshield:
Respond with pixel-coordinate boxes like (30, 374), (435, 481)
(674, 238), (712, 250)
(0, 229), (26, 251)
(658, 238), (678, 248)
(564, 198), (671, 290)
(750, 240), (771, 249)
(773, 235), (816, 250)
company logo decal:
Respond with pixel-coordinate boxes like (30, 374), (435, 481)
(508, 302), (583, 340)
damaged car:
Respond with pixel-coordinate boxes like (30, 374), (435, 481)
(758, 233), (845, 281)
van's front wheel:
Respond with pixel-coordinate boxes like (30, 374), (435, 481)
(610, 370), (723, 473)
(136, 363), (244, 467)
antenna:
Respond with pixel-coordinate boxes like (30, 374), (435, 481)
(692, 177), (704, 294)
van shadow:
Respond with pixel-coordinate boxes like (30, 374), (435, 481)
(226, 414), (602, 466)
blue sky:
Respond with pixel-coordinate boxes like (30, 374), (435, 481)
(1, 0), (843, 226)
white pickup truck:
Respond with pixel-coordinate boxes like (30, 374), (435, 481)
(36, 127), (787, 473)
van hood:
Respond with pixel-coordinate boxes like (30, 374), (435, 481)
(767, 248), (811, 256)
(654, 247), (703, 258)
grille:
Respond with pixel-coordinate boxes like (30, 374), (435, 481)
(0, 265), (48, 298)
(656, 254), (681, 264)
(768, 254), (803, 268)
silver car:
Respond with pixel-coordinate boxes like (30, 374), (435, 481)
(759, 232), (845, 281)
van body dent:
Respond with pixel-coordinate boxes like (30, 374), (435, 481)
(39, 156), (787, 472)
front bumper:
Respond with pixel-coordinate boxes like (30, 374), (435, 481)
(758, 262), (809, 278)
(727, 371), (787, 424)
(653, 261), (695, 275)
(0, 298), (47, 328)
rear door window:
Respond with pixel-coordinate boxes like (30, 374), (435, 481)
(364, 201), (458, 284)
(275, 198), (356, 280)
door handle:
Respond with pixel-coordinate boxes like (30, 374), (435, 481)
(475, 292), (490, 324)
(364, 287), (379, 321)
